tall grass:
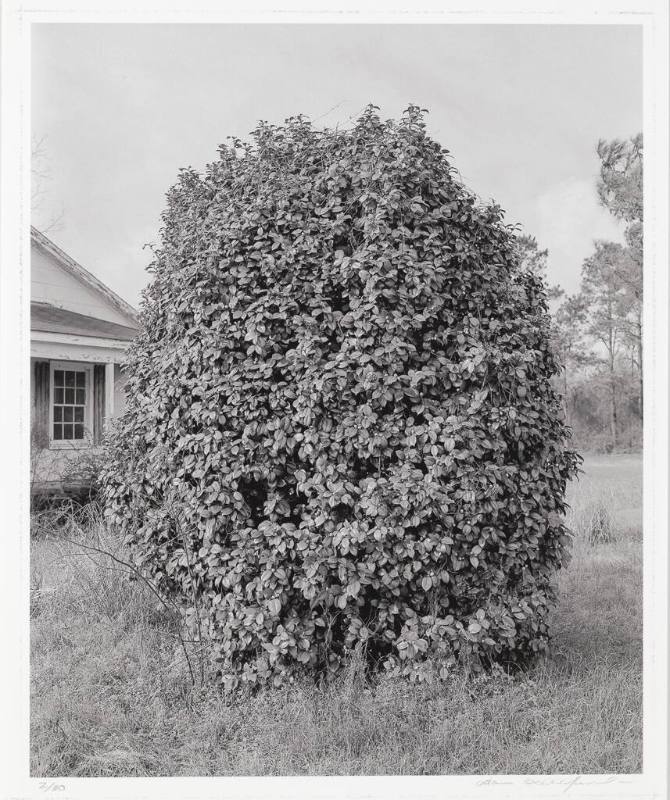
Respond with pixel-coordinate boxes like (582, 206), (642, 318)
(30, 454), (643, 776)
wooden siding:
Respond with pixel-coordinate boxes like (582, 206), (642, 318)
(31, 336), (128, 364)
(31, 302), (137, 340)
(31, 241), (133, 327)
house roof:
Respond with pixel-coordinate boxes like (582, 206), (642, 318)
(31, 226), (139, 326)
(31, 302), (138, 341)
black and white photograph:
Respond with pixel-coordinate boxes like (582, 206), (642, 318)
(1, 2), (668, 799)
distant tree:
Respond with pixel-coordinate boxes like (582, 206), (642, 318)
(515, 234), (563, 301)
(510, 136), (644, 453)
(596, 134), (643, 417)
(551, 293), (589, 423)
(31, 135), (64, 233)
(611, 247), (642, 419)
(597, 134), (643, 226)
(516, 234), (548, 275)
(514, 235), (586, 429)
(580, 241), (635, 448)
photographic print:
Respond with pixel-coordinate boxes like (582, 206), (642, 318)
(1, 3), (667, 800)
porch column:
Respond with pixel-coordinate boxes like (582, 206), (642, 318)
(104, 361), (115, 427)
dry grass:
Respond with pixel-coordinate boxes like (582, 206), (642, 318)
(30, 454), (643, 776)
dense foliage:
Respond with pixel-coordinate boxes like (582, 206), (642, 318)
(102, 106), (580, 688)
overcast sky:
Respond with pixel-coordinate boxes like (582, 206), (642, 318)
(32, 23), (642, 308)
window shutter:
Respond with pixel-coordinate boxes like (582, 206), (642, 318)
(33, 360), (50, 448)
(93, 364), (105, 444)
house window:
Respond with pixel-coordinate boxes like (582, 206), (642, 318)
(50, 362), (92, 446)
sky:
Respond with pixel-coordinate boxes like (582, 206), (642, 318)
(32, 24), (642, 308)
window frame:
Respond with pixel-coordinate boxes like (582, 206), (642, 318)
(48, 360), (94, 449)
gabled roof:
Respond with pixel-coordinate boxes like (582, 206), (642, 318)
(31, 302), (137, 341)
(31, 226), (139, 326)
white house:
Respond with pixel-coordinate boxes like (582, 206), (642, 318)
(30, 226), (139, 493)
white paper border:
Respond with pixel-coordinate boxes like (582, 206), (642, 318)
(1, 2), (666, 799)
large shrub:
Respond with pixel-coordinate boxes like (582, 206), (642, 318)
(103, 105), (580, 688)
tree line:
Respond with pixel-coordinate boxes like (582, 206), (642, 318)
(519, 134), (643, 453)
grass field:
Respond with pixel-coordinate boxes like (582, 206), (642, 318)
(29, 454), (643, 776)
